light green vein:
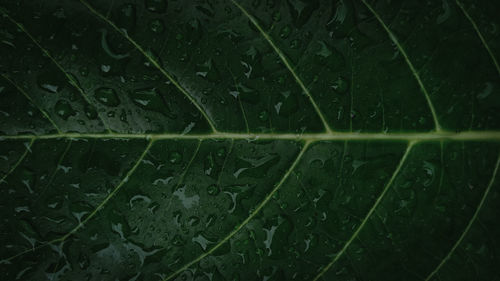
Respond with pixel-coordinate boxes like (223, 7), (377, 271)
(228, 67), (250, 133)
(360, 0), (442, 132)
(37, 140), (72, 200)
(424, 153), (500, 281)
(162, 140), (203, 212)
(2, 131), (500, 142)
(78, 0), (218, 133)
(174, 140), (202, 190)
(217, 139), (235, 186)
(0, 139), (153, 263)
(0, 8), (112, 133)
(456, 0), (500, 77)
(57, 139), (154, 241)
(230, 0), (333, 133)
(1, 74), (61, 133)
(312, 141), (414, 281)
(162, 141), (311, 281)
(0, 139), (35, 184)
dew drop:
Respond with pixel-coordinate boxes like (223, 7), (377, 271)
(20, 167), (36, 194)
(422, 161), (437, 187)
(79, 66), (89, 77)
(101, 65), (111, 73)
(279, 25), (291, 39)
(205, 214), (216, 227)
(290, 39), (301, 49)
(130, 88), (176, 118)
(54, 100), (76, 120)
(192, 232), (215, 251)
(94, 87), (120, 107)
(188, 216), (200, 226)
(258, 110), (269, 122)
(331, 76), (348, 94)
(315, 41), (332, 58)
(207, 184), (219, 196)
(216, 147), (226, 158)
(37, 72), (63, 93)
(272, 11), (281, 22)
(84, 104), (98, 120)
(172, 234), (185, 246)
(277, 91), (298, 116)
(145, 0), (167, 13)
(169, 151), (182, 164)
(149, 19), (165, 33)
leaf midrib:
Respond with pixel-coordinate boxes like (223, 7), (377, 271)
(2, 131), (500, 142)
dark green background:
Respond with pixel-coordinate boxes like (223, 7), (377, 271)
(1, 0), (500, 280)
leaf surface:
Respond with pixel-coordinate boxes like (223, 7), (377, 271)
(1, 0), (500, 280)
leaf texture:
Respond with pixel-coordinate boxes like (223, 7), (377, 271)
(1, 0), (500, 281)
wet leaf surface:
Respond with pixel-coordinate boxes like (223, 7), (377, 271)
(1, 0), (500, 280)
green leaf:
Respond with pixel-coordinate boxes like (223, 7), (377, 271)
(1, 0), (500, 280)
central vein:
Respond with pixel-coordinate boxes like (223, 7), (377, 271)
(1, 131), (500, 142)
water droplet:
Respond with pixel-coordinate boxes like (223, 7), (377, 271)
(101, 65), (111, 73)
(20, 167), (36, 194)
(95, 87), (120, 107)
(54, 100), (76, 120)
(129, 194), (152, 209)
(120, 109), (128, 123)
(272, 11), (281, 22)
(207, 184), (219, 196)
(143, 49), (162, 68)
(188, 216), (200, 226)
(262, 215), (292, 258)
(204, 153), (215, 177)
(224, 190), (238, 213)
(205, 214), (216, 227)
(305, 216), (316, 228)
(350, 109), (357, 119)
(290, 39), (301, 49)
(149, 19), (165, 33)
(37, 72), (64, 93)
(99, 29), (130, 60)
(192, 232), (215, 251)
(316, 41), (332, 58)
(477, 82), (493, 100)
(258, 110), (269, 122)
(84, 104), (97, 119)
(169, 151), (182, 164)
(130, 88), (176, 118)
(331, 77), (348, 94)
(279, 25), (291, 39)
(422, 161), (436, 187)
(196, 59), (221, 82)
(172, 234), (185, 246)
(145, 0), (167, 13)
(173, 186), (199, 209)
(79, 66), (89, 77)
(216, 147), (226, 158)
(276, 91), (298, 117)
(229, 83), (259, 104)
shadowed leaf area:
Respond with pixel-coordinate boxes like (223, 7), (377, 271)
(1, 0), (500, 280)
